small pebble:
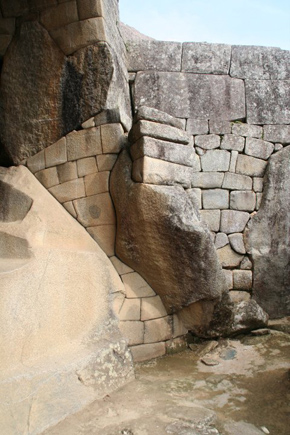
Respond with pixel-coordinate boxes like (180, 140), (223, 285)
(261, 426), (270, 434)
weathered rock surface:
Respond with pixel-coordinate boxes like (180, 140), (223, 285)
(111, 150), (227, 329)
(245, 146), (290, 318)
(182, 42), (231, 74)
(0, 165), (133, 433)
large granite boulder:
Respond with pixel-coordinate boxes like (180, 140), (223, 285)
(110, 150), (227, 330)
(245, 145), (290, 318)
(0, 166), (133, 434)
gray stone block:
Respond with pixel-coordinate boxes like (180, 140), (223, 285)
(240, 256), (252, 270)
(192, 172), (224, 188)
(126, 40), (182, 72)
(135, 106), (184, 130)
(209, 120), (231, 134)
(245, 138), (274, 160)
(222, 172), (252, 190)
(231, 123), (263, 139)
(130, 136), (195, 167)
(195, 134), (220, 150)
(256, 192), (263, 210)
(217, 245), (244, 268)
(220, 210), (250, 234)
(253, 177), (263, 193)
(200, 209), (221, 232)
(215, 232), (229, 249)
(236, 154), (267, 177)
(228, 233), (246, 254)
(134, 72), (245, 120)
(200, 150), (230, 172)
(230, 191), (256, 212)
(263, 125), (290, 144)
(233, 270), (252, 290)
(129, 120), (190, 145)
(182, 42), (231, 74)
(230, 45), (290, 80)
(229, 151), (238, 172)
(246, 80), (290, 124)
(186, 119), (208, 135)
(220, 134), (245, 152)
(203, 189), (229, 209)
(186, 188), (202, 210)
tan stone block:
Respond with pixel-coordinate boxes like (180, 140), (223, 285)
(63, 201), (77, 218)
(84, 171), (110, 196)
(223, 269), (233, 290)
(233, 270), (252, 290)
(74, 193), (116, 227)
(49, 178), (85, 203)
(220, 210), (250, 234)
(35, 167), (59, 188)
(200, 209), (221, 232)
(101, 123), (124, 154)
(230, 191), (256, 212)
(229, 291), (251, 303)
(40, 1), (78, 31)
(217, 245), (243, 268)
(253, 177), (263, 193)
(141, 296), (167, 321)
(87, 225), (115, 256)
(67, 128), (102, 161)
(236, 154), (267, 177)
(96, 154), (118, 171)
(81, 117), (95, 129)
(118, 299), (141, 321)
(50, 18), (107, 55)
(122, 272), (156, 298)
(45, 137), (67, 168)
(119, 321), (144, 346)
(130, 342), (166, 362)
(144, 317), (172, 344)
(256, 193), (263, 210)
(57, 161), (77, 183)
(191, 172), (224, 188)
(172, 314), (188, 338)
(240, 256), (252, 270)
(112, 292), (125, 316)
(27, 150), (45, 173)
(110, 256), (133, 275)
(77, 157), (98, 177)
(77, 0), (103, 20)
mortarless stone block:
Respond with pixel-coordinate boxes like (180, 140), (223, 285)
(130, 342), (166, 362)
(129, 120), (190, 145)
(141, 296), (167, 321)
(77, 157), (98, 177)
(217, 245), (244, 268)
(27, 150), (45, 173)
(240, 256), (252, 270)
(236, 154), (267, 177)
(172, 314), (188, 338)
(35, 167), (59, 189)
(67, 128), (102, 161)
(81, 117), (95, 129)
(263, 125), (290, 144)
(186, 188), (202, 210)
(119, 321), (144, 346)
(45, 137), (67, 168)
(203, 189), (229, 209)
(220, 134), (245, 152)
(233, 270), (252, 290)
(215, 232), (229, 249)
(118, 299), (141, 321)
(122, 273), (156, 298)
(57, 161), (77, 184)
(230, 191), (256, 212)
(40, 1), (78, 31)
(195, 134), (220, 149)
(232, 123), (263, 139)
(192, 172), (224, 188)
(229, 291), (251, 303)
(209, 119), (231, 134)
(84, 171), (110, 196)
(74, 192), (116, 227)
(144, 317), (172, 344)
(200, 209), (221, 232)
(110, 256), (133, 275)
(135, 106), (184, 130)
(186, 119), (209, 135)
(101, 123), (124, 154)
(253, 177), (263, 192)
(63, 200), (77, 218)
(97, 154), (118, 171)
(220, 210), (250, 234)
(87, 224), (115, 256)
(229, 150), (238, 172)
(200, 149), (230, 172)
(77, 0), (103, 20)
(223, 269), (233, 290)
(256, 192), (263, 210)
(182, 42), (231, 74)
(228, 233), (246, 254)
(245, 138), (274, 160)
(49, 178), (85, 203)
(222, 172), (252, 190)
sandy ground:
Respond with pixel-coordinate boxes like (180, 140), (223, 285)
(44, 326), (290, 435)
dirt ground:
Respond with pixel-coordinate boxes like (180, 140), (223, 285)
(44, 323), (290, 435)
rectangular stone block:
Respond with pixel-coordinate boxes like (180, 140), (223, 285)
(130, 136), (195, 167)
(253, 177), (263, 193)
(182, 42), (231, 74)
(110, 257), (133, 275)
(125, 40), (182, 72)
(229, 150), (238, 172)
(223, 269), (233, 290)
(119, 321), (144, 346)
(118, 299), (141, 321)
(217, 245), (244, 268)
(220, 134), (245, 152)
(73, 192), (116, 227)
(67, 128), (102, 161)
(144, 317), (172, 344)
(134, 72), (245, 120)
(187, 188), (202, 209)
(40, 1), (78, 31)
(246, 80), (290, 125)
(87, 224), (116, 256)
(81, 117), (95, 129)
(256, 192), (263, 210)
(172, 314), (188, 338)
(200, 150), (230, 172)
(84, 171), (109, 196)
(200, 209), (221, 232)
(245, 138), (274, 160)
(132, 157), (193, 188)
(192, 172), (224, 188)
(129, 120), (190, 145)
(220, 210), (250, 234)
(232, 123), (263, 139)
(27, 150), (45, 173)
(135, 106), (184, 130)
(50, 17), (106, 55)
(187, 119), (209, 136)
(57, 161), (77, 183)
(222, 172), (252, 190)
(229, 291), (251, 303)
(96, 154), (118, 171)
(35, 167), (59, 189)
(77, 0), (103, 20)
(77, 157), (98, 177)
(101, 123), (124, 154)
(230, 191), (256, 212)
(209, 119), (231, 134)
(45, 137), (67, 168)
(263, 125), (290, 144)
(94, 108), (122, 127)
(141, 296), (167, 321)
(236, 154), (267, 177)
(49, 178), (85, 203)
(195, 134), (220, 150)
(202, 189), (229, 209)
(122, 273), (155, 298)
(130, 342), (166, 362)
(233, 270), (252, 290)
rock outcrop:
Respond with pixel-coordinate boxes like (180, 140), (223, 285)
(245, 145), (290, 318)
